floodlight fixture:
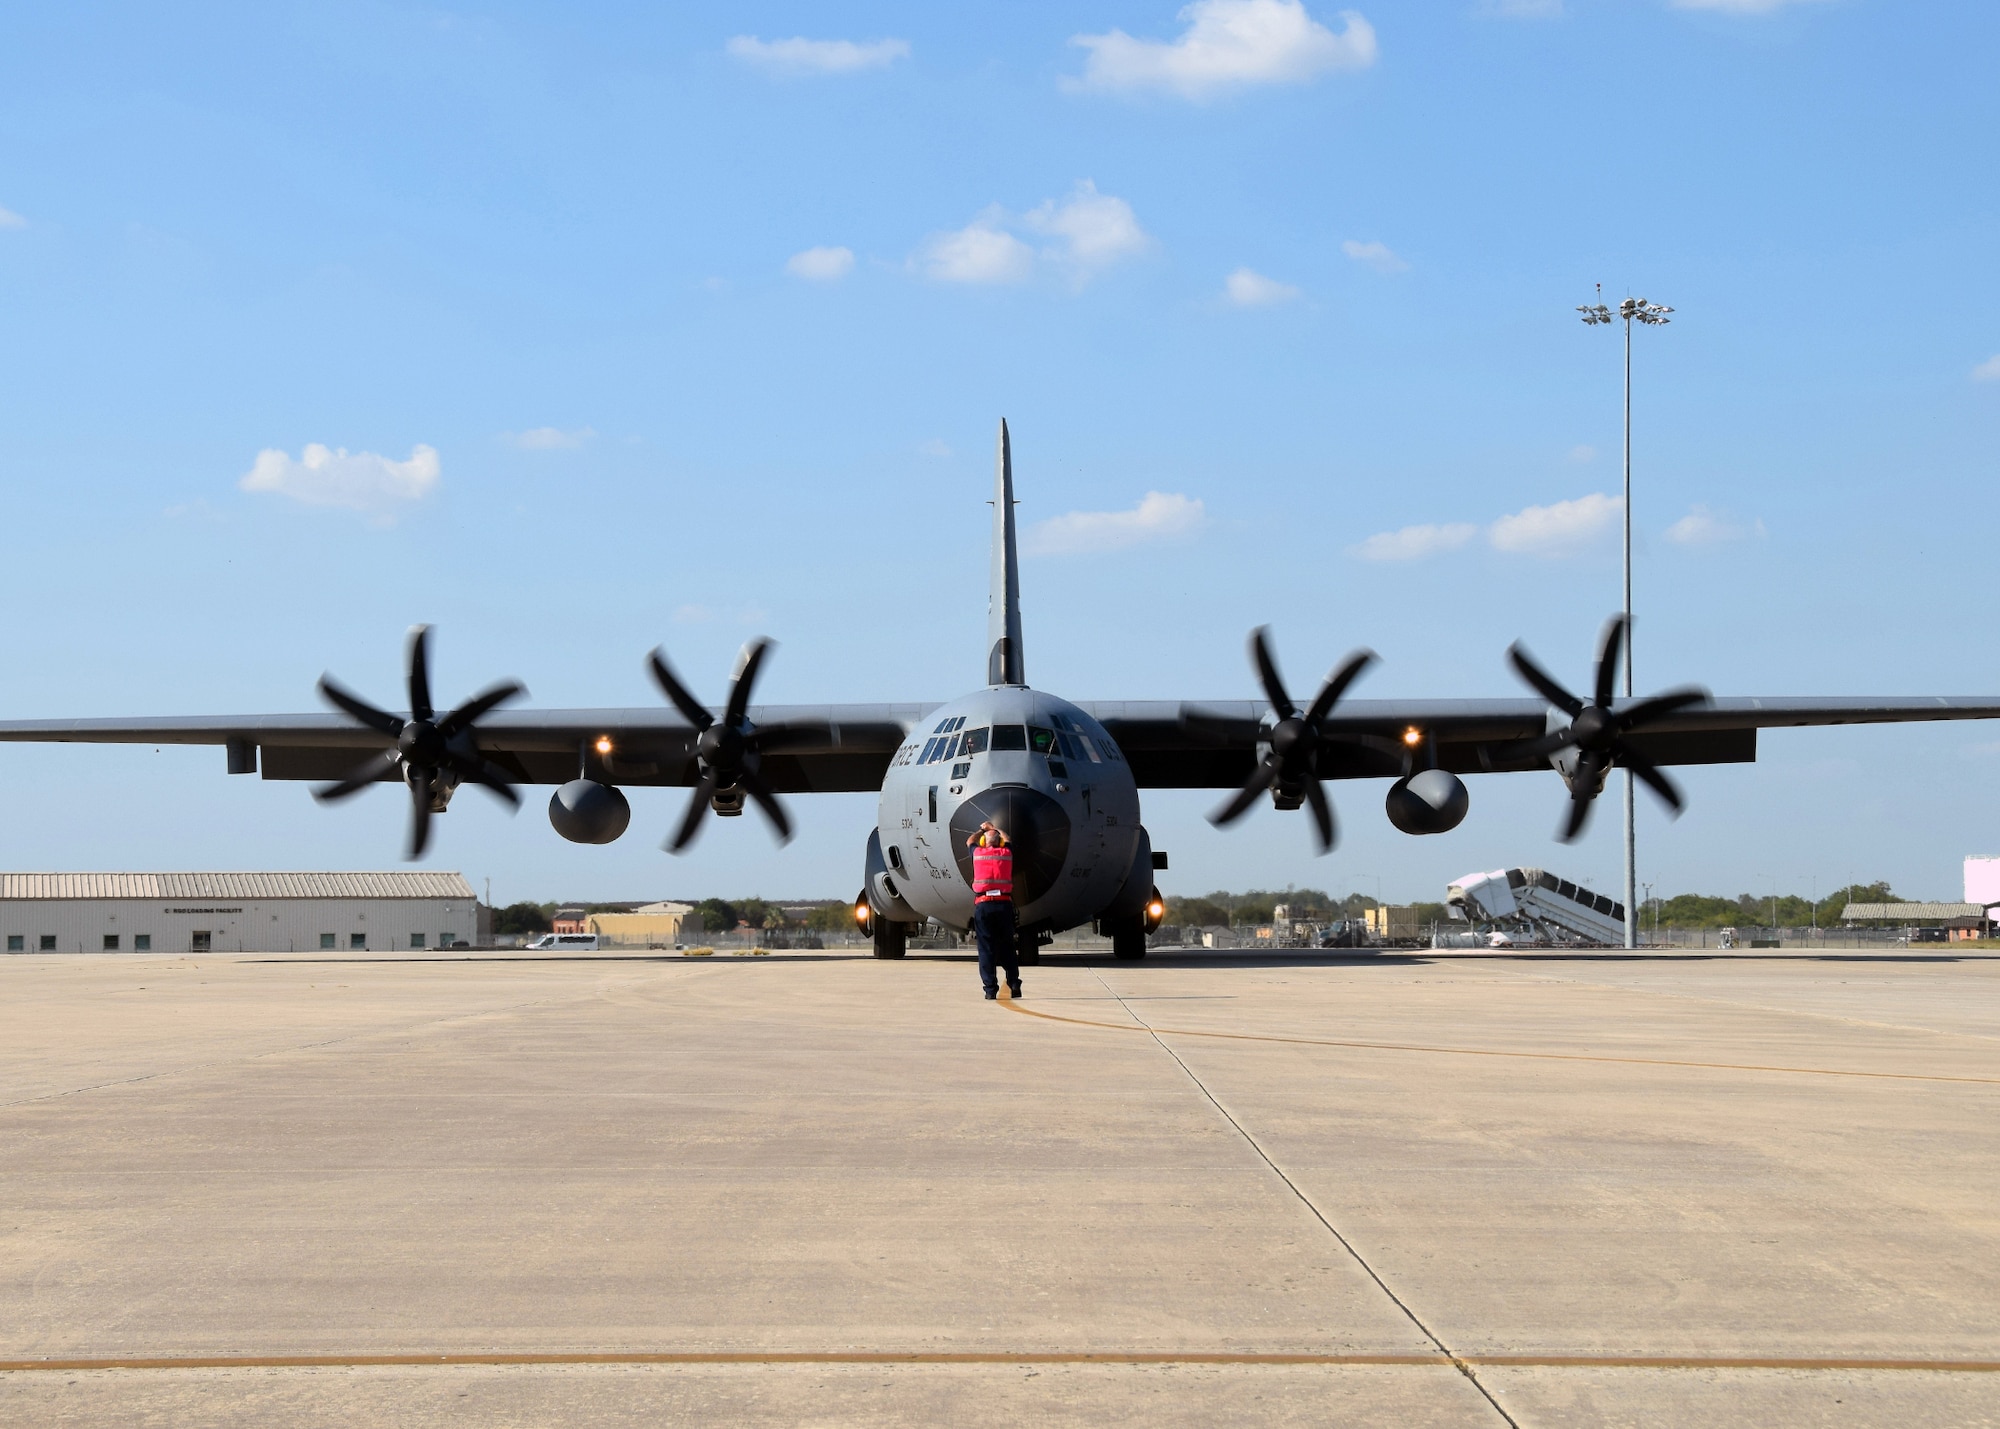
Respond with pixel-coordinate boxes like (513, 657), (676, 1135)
(1577, 303), (1613, 325)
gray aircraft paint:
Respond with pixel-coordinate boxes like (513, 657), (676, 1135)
(987, 419), (1025, 689)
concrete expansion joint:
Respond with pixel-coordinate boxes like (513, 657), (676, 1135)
(1089, 974), (1522, 1429)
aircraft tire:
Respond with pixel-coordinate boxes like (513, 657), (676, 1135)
(1111, 927), (1147, 960)
(1015, 929), (1041, 966)
(872, 920), (907, 959)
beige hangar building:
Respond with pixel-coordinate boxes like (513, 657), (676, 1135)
(0, 872), (477, 954)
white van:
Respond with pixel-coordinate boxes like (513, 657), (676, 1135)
(525, 932), (599, 951)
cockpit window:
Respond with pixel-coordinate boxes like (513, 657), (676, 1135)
(1028, 726), (1055, 755)
(961, 727), (990, 755)
(932, 717), (953, 734)
(991, 725), (1028, 751)
(1056, 731), (1079, 760)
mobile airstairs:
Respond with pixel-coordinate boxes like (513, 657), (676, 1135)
(1441, 867), (1627, 947)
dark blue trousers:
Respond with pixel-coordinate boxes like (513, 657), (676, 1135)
(973, 899), (1019, 995)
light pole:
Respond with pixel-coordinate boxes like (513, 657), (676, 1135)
(1578, 292), (1673, 949)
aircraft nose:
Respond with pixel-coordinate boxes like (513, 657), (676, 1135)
(949, 786), (1072, 909)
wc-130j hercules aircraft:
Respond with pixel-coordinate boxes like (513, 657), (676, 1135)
(3, 420), (1998, 963)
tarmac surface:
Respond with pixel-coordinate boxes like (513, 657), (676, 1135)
(3, 945), (1999, 1426)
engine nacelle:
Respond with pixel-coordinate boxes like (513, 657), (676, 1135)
(548, 779), (632, 844)
(1385, 769), (1469, 835)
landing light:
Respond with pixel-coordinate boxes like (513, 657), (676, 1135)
(1402, 727), (1423, 747)
(595, 735), (613, 754)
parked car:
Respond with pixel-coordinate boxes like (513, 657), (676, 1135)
(525, 933), (600, 950)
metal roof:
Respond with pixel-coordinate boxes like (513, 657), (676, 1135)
(1840, 902), (1985, 921)
(0, 872), (474, 901)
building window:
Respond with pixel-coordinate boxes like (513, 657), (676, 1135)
(191, 932), (211, 952)
(321, 933), (336, 950)
(410, 933), (426, 949)
(6, 935), (21, 952)
(40, 935), (55, 951)
(440, 932), (455, 948)
(103, 935), (120, 951)
(350, 933), (366, 949)
(134, 935), (151, 951)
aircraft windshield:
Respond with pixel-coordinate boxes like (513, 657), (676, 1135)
(991, 725), (1028, 751)
(1028, 726), (1055, 754)
(960, 727), (990, 755)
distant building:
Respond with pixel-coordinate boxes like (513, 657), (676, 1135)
(1841, 901), (1989, 940)
(551, 906), (589, 934)
(586, 901), (697, 947)
(0, 872), (476, 954)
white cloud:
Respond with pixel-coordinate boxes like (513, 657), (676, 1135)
(1670, 0), (1829, 11)
(1023, 180), (1151, 272)
(1973, 354), (2000, 382)
(674, 604), (713, 625)
(1224, 267), (1301, 306)
(1025, 492), (1205, 557)
(1351, 522), (1477, 561)
(505, 426), (594, 450)
(1665, 504), (1763, 546)
(918, 439), (953, 458)
(1069, 0), (1376, 100)
(1479, 0), (1563, 15)
(1341, 239), (1408, 273)
(1488, 492), (1621, 556)
(0, 206), (25, 230)
(240, 443), (439, 516)
(786, 245), (855, 281)
(915, 215), (1035, 285)
(1567, 444), (1598, 463)
(914, 183), (1150, 286)
(726, 36), (910, 74)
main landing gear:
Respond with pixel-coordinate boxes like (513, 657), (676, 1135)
(872, 918), (907, 959)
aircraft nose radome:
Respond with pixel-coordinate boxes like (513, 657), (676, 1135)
(948, 786), (1071, 909)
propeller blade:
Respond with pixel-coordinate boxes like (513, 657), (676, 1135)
(1510, 728), (1579, 762)
(740, 768), (793, 845)
(1208, 759), (1284, 827)
(314, 749), (400, 803)
(406, 625), (434, 723)
(1593, 616), (1626, 710)
(407, 769), (434, 860)
(648, 648), (714, 731)
(723, 638), (772, 729)
(436, 681), (526, 738)
(1301, 777), (1336, 854)
(667, 771), (719, 853)
(1618, 743), (1685, 815)
(1248, 627), (1296, 720)
(1303, 650), (1377, 727)
(437, 749), (521, 808)
(1558, 752), (1608, 843)
(1613, 687), (1708, 731)
(1508, 645), (1585, 718)
(746, 723), (835, 755)
(318, 676), (404, 736)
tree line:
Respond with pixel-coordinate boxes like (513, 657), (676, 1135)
(487, 898), (858, 938)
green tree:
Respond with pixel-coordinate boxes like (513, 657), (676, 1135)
(806, 902), (860, 934)
(1166, 895), (1229, 927)
(694, 898), (738, 933)
(493, 901), (552, 936)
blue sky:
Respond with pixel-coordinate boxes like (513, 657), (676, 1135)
(1, 1), (1996, 907)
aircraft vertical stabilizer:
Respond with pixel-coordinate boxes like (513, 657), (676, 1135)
(987, 419), (1025, 686)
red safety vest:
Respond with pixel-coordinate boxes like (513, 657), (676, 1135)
(972, 845), (1013, 903)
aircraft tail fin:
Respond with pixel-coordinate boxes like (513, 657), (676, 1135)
(987, 418), (1025, 686)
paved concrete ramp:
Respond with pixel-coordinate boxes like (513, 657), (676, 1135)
(4, 947), (2000, 1425)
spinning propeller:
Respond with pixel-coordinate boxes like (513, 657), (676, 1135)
(1207, 627), (1376, 855)
(647, 638), (832, 853)
(314, 626), (525, 859)
(1505, 615), (1709, 841)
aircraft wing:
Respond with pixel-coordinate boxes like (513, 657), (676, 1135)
(1080, 696), (2000, 789)
(0, 705), (930, 794)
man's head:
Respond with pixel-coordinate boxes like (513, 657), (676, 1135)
(979, 821), (1008, 848)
